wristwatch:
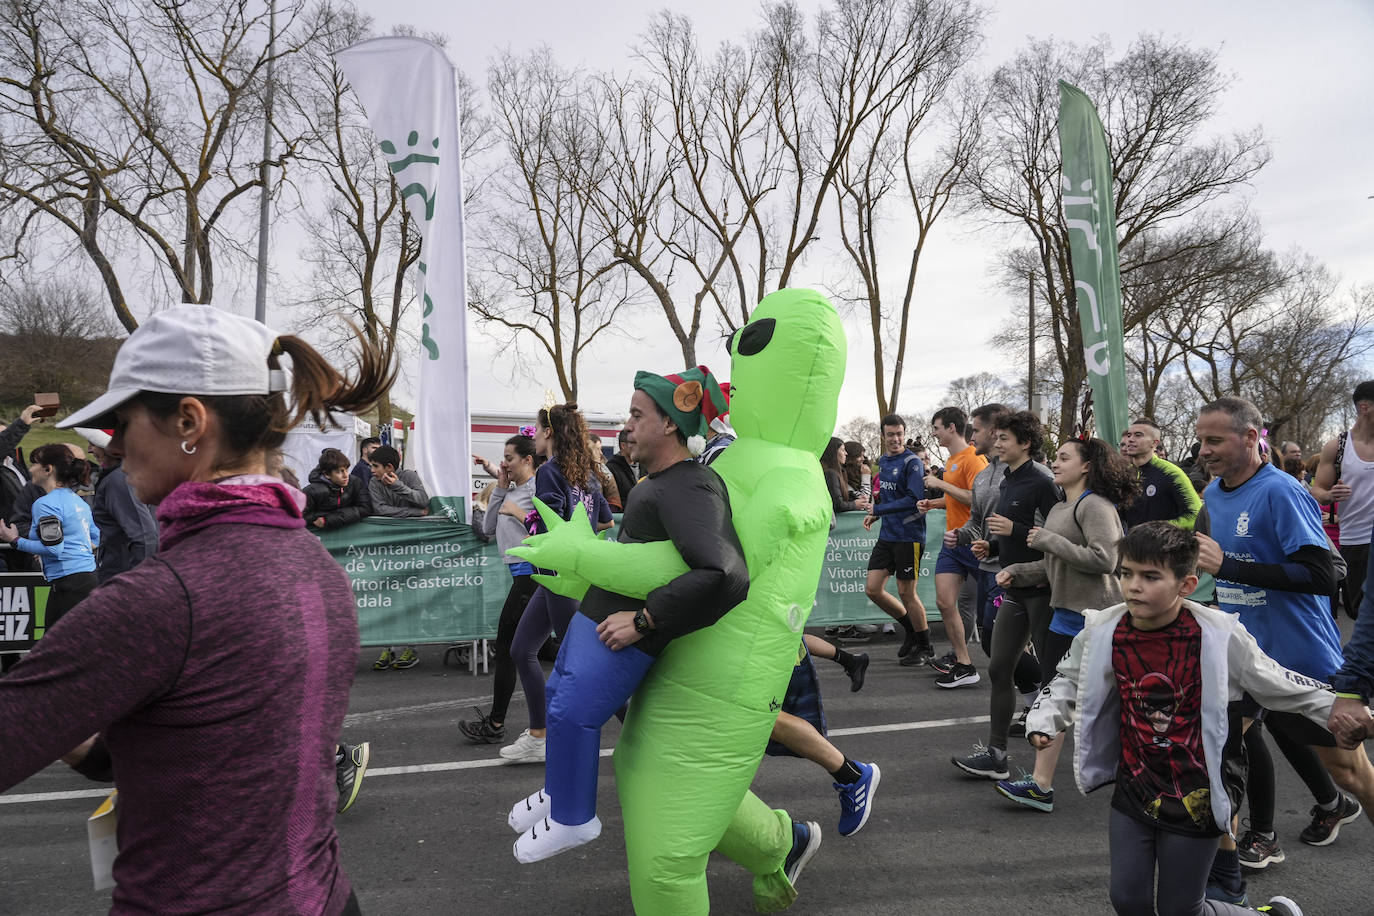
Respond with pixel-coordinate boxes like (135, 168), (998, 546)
(633, 608), (651, 634)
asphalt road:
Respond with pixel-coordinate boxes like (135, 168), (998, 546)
(2, 627), (1369, 916)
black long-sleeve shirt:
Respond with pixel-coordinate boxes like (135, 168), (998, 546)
(578, 459), (749, 656)
(989, 460), (1060, 594)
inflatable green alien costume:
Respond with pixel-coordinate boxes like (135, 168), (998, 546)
(513, 288), (846, 913)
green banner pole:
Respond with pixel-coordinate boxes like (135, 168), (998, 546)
(1057, 80), (1129, 444)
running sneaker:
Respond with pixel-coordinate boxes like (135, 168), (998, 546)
(927, 651), (957, 675)
(783, 820), (822, 886)
(371, 648), (394, 670)
(936, 662), (980, 689)
(835, 625), (875, 642)
(391, 647), (419, 669)
(1256, 897), (1303, 916)
(995, 773), (1053, 812)
(898, 644), (935, 667)
(951, 743), (1009, 780)
(1298, 794), (1362, 846)
(335, 741), (370, 814)
(897, 629), (920, 658)
(1204, 883), (1249, 907)
(458, 708), (506, 745)
(1237, 826), (1285, 869)
(499, 729), (547, 764)
(845, 652), (870, 693)
(1007, 705), (1031, 738)
(834, 761), (881, 836)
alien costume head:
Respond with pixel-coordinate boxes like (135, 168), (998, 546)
(725, 289), (847, 457)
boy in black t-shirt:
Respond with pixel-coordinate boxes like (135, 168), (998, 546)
(1028, 522), (1331, 916)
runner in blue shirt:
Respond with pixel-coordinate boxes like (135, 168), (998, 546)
(862, 414), (933, 663)
(1194, 397), (1374, 893)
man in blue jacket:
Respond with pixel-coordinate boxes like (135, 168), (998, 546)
(862, 414), (932, 663)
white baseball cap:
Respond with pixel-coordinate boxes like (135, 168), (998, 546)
(59, 305), (287, 429)
(74, 427), (113, 449)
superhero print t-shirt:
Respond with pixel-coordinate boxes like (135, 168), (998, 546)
(1110, 607), (1220, 837)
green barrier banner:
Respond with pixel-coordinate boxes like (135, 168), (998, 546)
(320, 511), (947, 646)
(817, 511), (942, 623)
(317, 518), (510, 647)
(0, 572), (49, 653)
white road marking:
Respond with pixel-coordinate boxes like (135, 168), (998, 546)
(0, 714), (992, 807)
(343, 695), (495, 725)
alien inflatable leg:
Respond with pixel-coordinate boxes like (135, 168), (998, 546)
(714, 791), (798, 914)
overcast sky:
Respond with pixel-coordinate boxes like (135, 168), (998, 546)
(347, 0), (1374, 427)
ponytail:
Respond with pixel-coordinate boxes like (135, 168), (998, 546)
(276, 328), (396, 433)
(30, 443), (91, 488)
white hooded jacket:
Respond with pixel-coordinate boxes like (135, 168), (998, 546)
(1026, 599), (1336, 833)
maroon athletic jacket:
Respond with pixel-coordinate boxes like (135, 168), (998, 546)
(0, 476), (358, 914)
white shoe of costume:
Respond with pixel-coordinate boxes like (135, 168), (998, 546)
(513, 816), (602, 864)
(508, 787), (553, 832)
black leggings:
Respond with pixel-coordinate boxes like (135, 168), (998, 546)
(1039, 628), (1076, 689)
(988, 590), (1051, 751)
(489, 574), (538, 725)
(975, 571), (1040, 692)
(45, 571), (98, 631)
(1243, 719), (1338, 834)
(1109, 809), (1252, 916)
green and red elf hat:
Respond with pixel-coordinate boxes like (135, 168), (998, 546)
(633, 365), (729, 455)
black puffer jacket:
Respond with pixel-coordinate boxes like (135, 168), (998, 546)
(303, 468), (371, 530)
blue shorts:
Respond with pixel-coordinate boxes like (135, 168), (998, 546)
(934, 543), (980, 577)
(1048, 607), (1086, 637)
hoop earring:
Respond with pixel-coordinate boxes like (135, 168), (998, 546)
(181, 440), (197, 455)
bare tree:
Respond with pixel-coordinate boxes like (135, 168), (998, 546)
(942, 371), (1019, 420)
(0, 280), (120, 404)
(469, 49), (631, 400)
(0, 0), (335, 331)
(1123, 210), (1285, 420)
(594, 12), (788, 363)
(965, 35), (1270, 436)
(828, 0), (983, 416)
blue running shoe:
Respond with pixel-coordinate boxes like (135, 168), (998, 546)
(835, 761), (881, 836)
(995, 773), (1053, 812)
(783, 820), (822, 886)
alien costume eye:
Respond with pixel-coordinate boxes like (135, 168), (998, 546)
(735, 318), (776, 356)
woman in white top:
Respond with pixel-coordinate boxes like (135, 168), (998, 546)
(459, 434), (540, 744)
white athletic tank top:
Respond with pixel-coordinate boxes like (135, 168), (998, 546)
(1339, 432), (1374, 545)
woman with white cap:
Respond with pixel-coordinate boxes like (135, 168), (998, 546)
(0, 305), (392, 915)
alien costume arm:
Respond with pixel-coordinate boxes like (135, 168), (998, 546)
(509, 500), (688, 601)
(510, 476), (751, 644)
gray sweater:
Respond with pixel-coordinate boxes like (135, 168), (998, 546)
(1000, 491), (1123, 614)
(368, 468), (430, 517)
(481, 478), (536, 565)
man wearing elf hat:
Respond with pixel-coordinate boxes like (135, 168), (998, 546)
(511, 289), (848, 913)
(508, 364), (751, 863)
